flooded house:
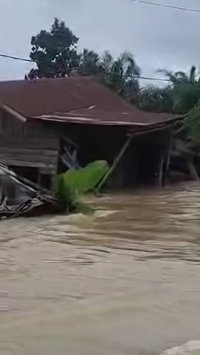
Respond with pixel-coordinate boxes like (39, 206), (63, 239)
(0, 76), (179, 189)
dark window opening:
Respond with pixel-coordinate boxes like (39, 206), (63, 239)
(10, 167), (39, 183)
(40, 174), (52, 189)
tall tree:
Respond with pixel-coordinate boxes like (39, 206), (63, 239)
(139, 66), (200, 114)
(28, 18), (80, 78)
(77, 49), (140, 102)
(28, 19), (140, 102)
(98, 51), (140, 102)
(159, 66), (200, 114)
(78, 49), (100, 76)
(159, 67), (200, 161)
(158, 66), (198, 86)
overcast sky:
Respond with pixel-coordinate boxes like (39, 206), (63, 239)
(0, 0), (200, 85)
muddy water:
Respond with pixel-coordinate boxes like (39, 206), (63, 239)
(1, 184), (200, 355)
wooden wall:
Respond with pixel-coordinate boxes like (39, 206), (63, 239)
(0, 109), (59, 175)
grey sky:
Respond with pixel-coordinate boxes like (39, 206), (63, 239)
(0, 0), (200, 85)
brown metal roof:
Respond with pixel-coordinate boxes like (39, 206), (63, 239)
(35, 107), (177, 127)
(0, 76), (178, 126)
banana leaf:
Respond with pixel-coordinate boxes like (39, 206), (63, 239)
(52, 160), (109, 211)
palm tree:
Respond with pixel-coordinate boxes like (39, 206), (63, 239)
(158, 66), (198, 86)
(79, 49), (141, 103)
(99, 51), (140, 100)
(157, 66), (200, 114)
(79, 49), (100, 76)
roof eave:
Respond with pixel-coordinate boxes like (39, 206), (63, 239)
(0, 103), (27, 122)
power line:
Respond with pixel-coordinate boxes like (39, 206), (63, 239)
(137, 75), (169, 81)
(0, 53), (33, 62)
(0, 51), (170, 82)
(131, 0), (200, 14)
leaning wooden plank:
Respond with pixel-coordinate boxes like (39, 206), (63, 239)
(96, 135), (133, 193)
(0, 162), (35, 194)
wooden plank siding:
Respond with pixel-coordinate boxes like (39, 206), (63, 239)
(0, 109), (60, 174)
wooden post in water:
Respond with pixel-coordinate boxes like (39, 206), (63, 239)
(188, 160), (199, 180)
(96, 135), (133, 193)
(157, 154), (165, 187)
(163, 130), (173, 187)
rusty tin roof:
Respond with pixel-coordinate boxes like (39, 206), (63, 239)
(0, 76), (179, 127)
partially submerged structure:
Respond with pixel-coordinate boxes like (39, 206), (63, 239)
(0, 76), (180, 189)
(0, 162), (64, 219)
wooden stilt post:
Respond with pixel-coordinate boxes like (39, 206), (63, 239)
(163, 130), (173, 187)
(96, 135), (133, 193)
(158, 154), (165, 187)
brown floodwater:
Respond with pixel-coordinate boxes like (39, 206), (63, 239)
(1, 183), (200, 355)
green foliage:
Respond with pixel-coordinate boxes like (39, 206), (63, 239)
(139, 67), (200, 114)
(27, 19), (200, 158)
(52, 161), (109, 213)
(78, 49), (100, 76)
(52, 172), (75, 205)
(61, 160), (109, 194)
(158, 67), (200, 154)
(157, 66), (200, 114)
(97, 51), (140, 103)
(28, 19), (140, 102)
(138, 86), (173, 112)
(183, 103), (200, 153)
(29, 18), (80, 78)
(158, 66), (198, 86)
(171, 82), (200, 114)
(77, 48), (141, 101)
(138, 67), (200, 158)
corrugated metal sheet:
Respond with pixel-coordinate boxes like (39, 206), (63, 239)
(0, 76), (179, 126)
(35, 107), (178, 127)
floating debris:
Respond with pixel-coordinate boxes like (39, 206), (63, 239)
(0, 162), (65, 219)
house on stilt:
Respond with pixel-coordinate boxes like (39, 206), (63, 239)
(0, 76), (181, 189)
